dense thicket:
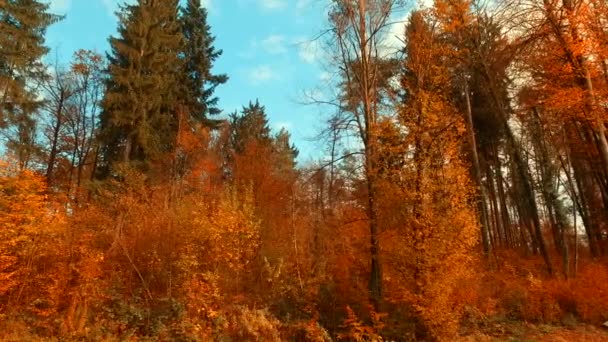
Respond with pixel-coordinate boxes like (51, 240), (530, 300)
(2, 0), (608, 340)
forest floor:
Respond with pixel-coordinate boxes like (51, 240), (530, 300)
(460, 320), (608, 341)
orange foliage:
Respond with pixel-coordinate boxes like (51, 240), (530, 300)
(5, 2), (608, 340)
(0, 159), (67, 332)
(475, 252), (608, 326)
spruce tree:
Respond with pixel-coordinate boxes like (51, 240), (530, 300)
(227, 101), (298, 176)
(229, 100), (272, 154)
(0, 0), (60, 168)
(180, 0), (227, 125)
(100, 0), (183, 172)
(273, 128), (299, 171)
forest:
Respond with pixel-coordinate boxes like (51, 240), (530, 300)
(1, 0), (608, 340)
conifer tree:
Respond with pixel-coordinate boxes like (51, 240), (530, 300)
(229, 100), (272, 154)
(180, 0), (227, 125)
(273, 128), (299, 171)
(227, 100), (298, 177)
(99, 0), (183, 173)
(0, 0), (60, 168)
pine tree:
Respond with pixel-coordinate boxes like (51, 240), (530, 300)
(227, 100), (298, 179)
(229, 100), (272, 154)
(273, 128), (299, 172)
(99, 0), (183, 173)
(0, 0), (60, 168)
(180, 0), (227, 125)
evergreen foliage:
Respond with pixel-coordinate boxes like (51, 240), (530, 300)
(0, 0), (61, 168)
(180, 0), (227, 125)
(99, 0), (183, 172)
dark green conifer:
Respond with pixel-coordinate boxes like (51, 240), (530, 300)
(0, 0), (60, 168)
(100, 0), (183, 172)
(229, 100), (272, 154)
(180, 0), (227, 125)
(273, 128), (299, 171)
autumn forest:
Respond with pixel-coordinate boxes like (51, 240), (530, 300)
(2, 0), (608, 340)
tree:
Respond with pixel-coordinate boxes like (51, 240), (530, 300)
(39, 63), (77, 186)
(391, 11), (479, 338)
(0, 159), (64, 312)
(495, 0), (608, 258)
(326, 0), (405, 309)
(228, 100), (272, 155)
(179, 0), (227, 125)
(67, 50), (106, 199)
(0, 0), (60, 169)
(99, 0), (183, 174)
(273, 128), (299, 173)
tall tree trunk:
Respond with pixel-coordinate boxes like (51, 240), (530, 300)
(487, 162), (505, 247)
(493, 144), (513, 248)
(569, 149), (600, 257)
(46, 92), (66, 185)
(355, 0), (382, 309)
(506, 126), (553, 274)
(474, 46), (553, 272)
(464, 78), (492, 254)
(531, 109), (570, 269)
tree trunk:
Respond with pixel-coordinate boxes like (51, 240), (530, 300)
(493, 144), (513, 248)
(46, 91), (66, 185)
(531, 108), (570, 277)
(464, 78), (492, 254)
(506, 126), (553, 274)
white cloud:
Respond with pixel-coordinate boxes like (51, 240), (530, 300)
(200, 0), (218, 15)
(319, 71), (332, 82)
(47, 0), (71, 13)
(419, 0), (434, 8)
(296, 0), (311, 11)
(100, 0), (119, 16)
(307, 88), (327, 102)
(260, 0), (287, 10)
(298, 39), (321, 64)
(382, 14), (408, 56)
(247, 65), (279, 84)
(241, 34), (288, 58)
(261, 35), (287, 54)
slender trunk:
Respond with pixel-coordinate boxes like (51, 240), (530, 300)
(573, 204), (578, 278)
(505, 126), (553, 274)
(355, 0), (382, 309)
(87, 145), (100, 202)
(464, 78), (492, 254)
(572, 159), (599, 257)
(475, 46), (552, 270)
(366, 169), (382, 309)
(312, 170), (324, 273)
(531, 108), (570, 277)
(494, 145), (513, 247)
(46, 92), (66, 185)
(582, 68), (608, 179)
(487, 163), (504, 247)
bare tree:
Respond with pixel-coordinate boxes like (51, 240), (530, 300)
(40, 63), (77, 186)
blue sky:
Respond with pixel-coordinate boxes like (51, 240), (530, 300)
(44, 0), (415, 161)
(44, 0), (339, 161)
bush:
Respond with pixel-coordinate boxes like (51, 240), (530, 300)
(477, 253), (608, 326)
